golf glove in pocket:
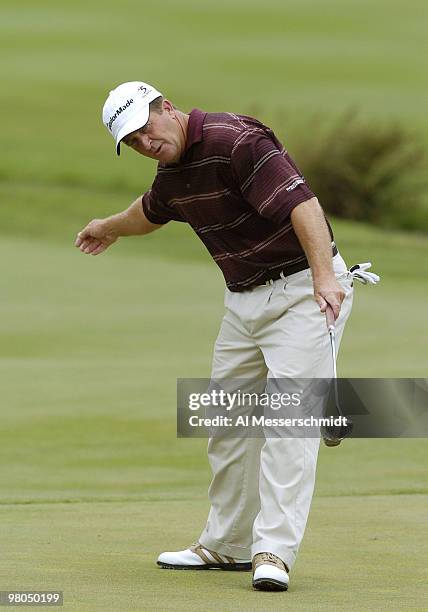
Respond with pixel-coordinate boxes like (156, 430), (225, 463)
(349, 262), (380, 285)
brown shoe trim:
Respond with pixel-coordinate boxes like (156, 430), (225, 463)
(190, 543), (238, 565)
(210, 550), (229, 564)
(190, 543), (213, 565)
(252, 552), (289, 573)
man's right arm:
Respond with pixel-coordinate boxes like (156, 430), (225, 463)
(74, 196), (162, 256)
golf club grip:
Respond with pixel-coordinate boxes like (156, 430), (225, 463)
(325, 304), (336, 329)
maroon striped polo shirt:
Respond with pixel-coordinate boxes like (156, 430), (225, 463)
(142, 109), (336, 291)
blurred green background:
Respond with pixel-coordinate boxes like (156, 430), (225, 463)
(1, 0), (427, 610)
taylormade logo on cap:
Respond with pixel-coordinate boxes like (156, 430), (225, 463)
(102, 81), (163, 155)
(107, 99), (134, 132)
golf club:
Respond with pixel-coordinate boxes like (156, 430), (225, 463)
(321, 304), (354, 447)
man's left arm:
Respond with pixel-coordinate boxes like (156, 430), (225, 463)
(291, 197), (344, 319)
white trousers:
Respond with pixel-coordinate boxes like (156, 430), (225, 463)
(198, 254), (354, 570)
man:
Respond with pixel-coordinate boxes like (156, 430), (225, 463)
(75, 81), (354, 592)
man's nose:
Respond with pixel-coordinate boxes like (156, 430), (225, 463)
(139, 134), (151, 151)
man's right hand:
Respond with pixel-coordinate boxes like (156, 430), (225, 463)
(74, 219), (119, 256)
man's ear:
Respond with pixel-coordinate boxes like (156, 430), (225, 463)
(163, 99), (175, 115)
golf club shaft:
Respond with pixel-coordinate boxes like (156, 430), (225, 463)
(322, 304), (354, 445)
(325, 305), (337, 379)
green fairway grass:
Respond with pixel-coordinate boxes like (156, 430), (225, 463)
(1, 495), (426, 611)
(0, 232), (426, 609)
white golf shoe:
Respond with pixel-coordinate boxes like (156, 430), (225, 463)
(252, 552), (289, 591)
(157, 542), (252, 571)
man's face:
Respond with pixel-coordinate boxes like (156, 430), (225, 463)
(121, 100), (185, 164)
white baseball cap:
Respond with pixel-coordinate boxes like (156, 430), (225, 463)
(102, 81), (163, 155)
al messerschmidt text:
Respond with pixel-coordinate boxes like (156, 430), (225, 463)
(189, 415), (349, 427)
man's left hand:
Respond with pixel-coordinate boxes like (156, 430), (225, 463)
(314, 278), (345, 320)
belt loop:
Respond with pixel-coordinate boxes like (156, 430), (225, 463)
(279, 270), (287, 291)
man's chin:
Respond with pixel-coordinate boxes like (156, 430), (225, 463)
(159, 148), (180, 165)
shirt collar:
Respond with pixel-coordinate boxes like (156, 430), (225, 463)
(184, 108), (206, 154)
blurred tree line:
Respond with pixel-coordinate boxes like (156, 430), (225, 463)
(2, 108), (426, 239)
(283, 111), (428, 234)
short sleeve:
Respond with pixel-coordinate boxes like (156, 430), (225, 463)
(142, 183), (185, 225)
(231, 130), (316, 225)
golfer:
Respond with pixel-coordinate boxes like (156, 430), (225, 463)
(75, 81), (354, 592)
